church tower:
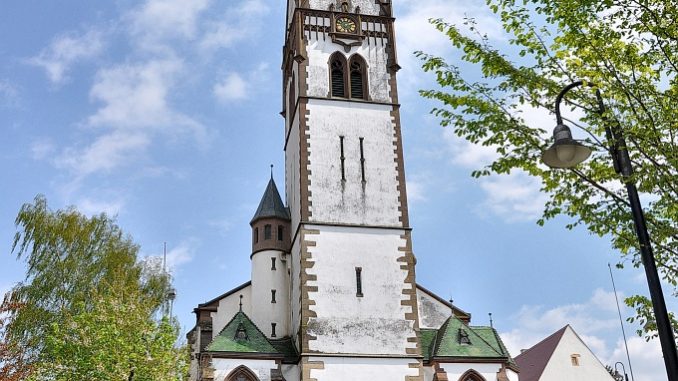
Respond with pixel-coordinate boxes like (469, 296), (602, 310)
(282, 1), (422, 379)
(188, 2), (519, 381)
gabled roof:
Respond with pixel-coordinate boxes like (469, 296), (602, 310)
(416, 283), (471, 322)
(250, 177), (290, 224)
(513, 325), (568, 381)
(206, 311), (279, 354)
(197, 281), (251, 309)
(433, 316), (506, 359)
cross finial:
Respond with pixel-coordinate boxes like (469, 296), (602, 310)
(239, 294), (243, 312)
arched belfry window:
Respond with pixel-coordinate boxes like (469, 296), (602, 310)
(330, 53), (347, 98)
(329, 53), (368, 100)
(349, 55), (367, 99)
(227, 365), (260, 381)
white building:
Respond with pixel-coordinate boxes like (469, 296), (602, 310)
(514, 325), (615, 381)
(187, 1), (518, 380)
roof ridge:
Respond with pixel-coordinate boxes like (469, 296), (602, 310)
(462, 321), (505, 358)
(515, 325), (567, 359)
(434, 316), (452, 355)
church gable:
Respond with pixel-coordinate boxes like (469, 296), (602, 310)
(207, 311), (281, 356)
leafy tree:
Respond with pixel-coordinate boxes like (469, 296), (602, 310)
(416, 0), (677, 340)
(2, 196), (187, 379)
(0, 299), (32, 380)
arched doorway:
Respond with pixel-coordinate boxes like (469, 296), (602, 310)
(226, 365), (260, 381)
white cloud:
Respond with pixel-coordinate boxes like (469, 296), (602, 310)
(500, 288), (640, 368)
(477, 171), (547, 222)
(213, 72), (248, 101)
(213, 63), (271, 103)
(75, 197), (125, 217)
(0, 80), (19, 108)
(27, 29), (104, 85)
(406, 180), (427, 203)
(30, 139), (56, 160)
(128, 0), (212, 49)
(54, 58), (207, 178)
(161, 240), (198, 274)
(607, 337), (664, 381)
(198, 0), (270, 52)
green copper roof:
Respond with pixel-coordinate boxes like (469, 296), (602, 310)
(250, 177), (290, 224)
(433, 316), (505, 359)
(472, 325), (516, 365)
(420, 329), (438, 361)
(206, 311), (279, 354)
(269, 337), (299, 363)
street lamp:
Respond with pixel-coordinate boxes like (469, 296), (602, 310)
(542, 80), (678, 381)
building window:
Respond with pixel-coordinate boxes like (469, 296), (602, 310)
(277, 225), (284, 241)
(227, 366), (258, 381)
(571, 354), (580, 366)
(359, 137), (366, 182)
(355, 267), (363, 297)
(271, 257), (276, 270)
(288, 72), (296, 118)
(458, 328), (471, 345)
(330, 54), (346, 97)
(253, 227), (259, 244)
(329, 53), (368, 100)
(339, 136), (346, 181)
(264, 224), (272, 240)
(349, 56), (365, 99)
(271, 289), (276, 303)
(271, 323), (277, 337)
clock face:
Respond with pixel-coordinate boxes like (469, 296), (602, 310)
(336, 17), (357, 33)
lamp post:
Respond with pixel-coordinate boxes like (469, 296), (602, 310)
(542, 80), (678, 380)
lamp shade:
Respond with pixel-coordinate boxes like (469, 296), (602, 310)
(541, 124), (592, 168)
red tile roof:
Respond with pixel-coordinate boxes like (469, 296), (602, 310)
(514, 325), (568, 381)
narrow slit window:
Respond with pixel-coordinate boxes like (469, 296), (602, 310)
(359, 137), (366, 182)
(271, 257), (276, 270)
(355, 267), (363, 297)
(264, 224), (272, 240)
(271, 323), (277, 337)
(331, 57), (346, 97)
(350, 60), (364, 99)
(277, 225), (284, 241)
(271, 289), (276, 303)
(339, 136), (346, 181)
(254, 227), (259, 244)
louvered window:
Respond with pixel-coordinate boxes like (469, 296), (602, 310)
(331, 58), (346, 97)
(350, 60), (364, 99)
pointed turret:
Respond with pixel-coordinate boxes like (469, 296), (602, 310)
(250, 176), (291, 254)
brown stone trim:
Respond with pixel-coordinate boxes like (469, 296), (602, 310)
(397, 231), (422, 379)
(251, 217), (291, 255)
(205, 352), (285, 360)
(299, 228), (320, 354)
(433, 357), (509, 364)
(391, 103), (409, 228)
(301, 357), (325, 381)
(406, 359), (424, 381)
(432, 363), (449, 381)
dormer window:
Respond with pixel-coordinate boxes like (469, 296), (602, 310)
(235, 323), (248, 341)
(458, 328), (471, 345)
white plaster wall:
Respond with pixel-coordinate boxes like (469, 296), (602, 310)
(438, 362), (504, 381)
(306, 225), (415, 354)
(290, 236), (302, 349)
(539, 327), (614, 381)
(307, 0), (381, 15)
(506, 368), (519, 381)
(282, 364), (300, 381)
(212, 358), (278, 381)
(251, 250), (291, 338)
(306, 99), (401, 227)
(417, 288), (453, 329)
(305, 37), (392, 102)
(212, 285), (252, 338)
(422, 364), (435, 381)
(309, 356), (419, 381)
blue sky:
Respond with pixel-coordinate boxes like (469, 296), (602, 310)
(0, 1), (671, 379)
